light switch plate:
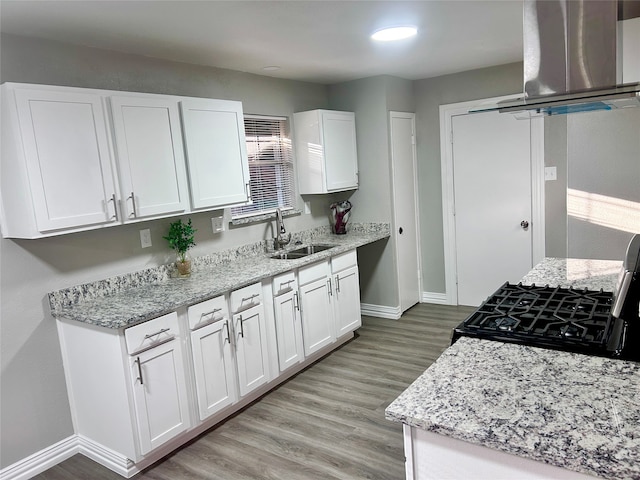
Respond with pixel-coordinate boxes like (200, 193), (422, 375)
(140, 229), (152, 248)
(544, 166), (557, 181)
(211, 215), (224, 233)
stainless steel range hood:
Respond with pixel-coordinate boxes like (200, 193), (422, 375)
(478, 0), (640, 116)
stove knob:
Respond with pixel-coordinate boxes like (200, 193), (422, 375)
(520, 220), (530, 229)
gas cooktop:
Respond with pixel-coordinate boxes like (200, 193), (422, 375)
(452, 282), (616, 357)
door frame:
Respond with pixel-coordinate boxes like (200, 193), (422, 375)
(389, 111), (423, 310)
(439, 96), (545, 305)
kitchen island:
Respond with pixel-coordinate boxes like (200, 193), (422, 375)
(386, 258), (640, 480)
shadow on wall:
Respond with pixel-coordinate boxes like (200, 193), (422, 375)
(357, 238), (390, 300)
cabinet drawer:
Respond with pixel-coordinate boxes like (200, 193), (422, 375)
(298, 260), (330, 286)
(124, 311), (179, 355)
(331, 250), (357, 273)
(188, 295), (229, 331)
(230, 282), (262, 313)
(273, 271), (296, 296)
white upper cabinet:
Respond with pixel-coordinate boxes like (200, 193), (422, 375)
(180, 99), (250, 209)
(109, 96), (190, 220)
(1, 83), (252, 239)
(1, 85), (119, 237)
(294, 109), (358, 194)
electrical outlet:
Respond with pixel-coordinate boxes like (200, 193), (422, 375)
(140, 229), (152, 248)
(544, 166), (557, 181)
(211, 215), (224, 233)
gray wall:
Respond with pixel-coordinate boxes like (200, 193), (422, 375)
(413, 63), (523, 293)
(567, 108), (640, 259)
(544, 116), (569, 257)
(0, 33), (331, 468)
(327, 76), (414, 308)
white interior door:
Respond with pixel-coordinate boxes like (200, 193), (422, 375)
(452, 111), (533, 306)
(390, 112), (421, 312)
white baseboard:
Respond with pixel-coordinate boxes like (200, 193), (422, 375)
(77, 436), (137, 478)
(360, 303), (402, 319)
(0, 435), (78, 480)
(421, 292), (449, 305)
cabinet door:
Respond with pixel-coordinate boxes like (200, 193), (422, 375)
(130, 338), (191, 455)
(299, 276), (336, 356)
(233, 304), (270, 397)
(273, 289), (304, 372)
(322, 111), (358, 192)
(334, 265), (362, 336)
(180, 99), (249, 209)
(190, 318), (238, 421)
(14, 89), (118, 231)
(110, 96), (190, 219)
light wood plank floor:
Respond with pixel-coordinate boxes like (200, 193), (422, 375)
(34, 303), (475, 480)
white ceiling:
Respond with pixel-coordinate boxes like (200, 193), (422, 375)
(0, 0), (524, 84)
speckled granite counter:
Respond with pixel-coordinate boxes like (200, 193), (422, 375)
(520, 257), (622, 292)
(49, 223), (390, 329)
(386, 258), (639, 480)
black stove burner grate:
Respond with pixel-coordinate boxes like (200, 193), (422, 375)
(453, 282), (615, 356)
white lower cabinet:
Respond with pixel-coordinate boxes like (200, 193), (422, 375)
(231, 283), (271, 397)
(331, 250), (362, 337)
(272, 271), (304, 372)
(188, 295), (237, 422)
(125, 312), (191, 456)
(56, 250), (363, 477)
(298, 261), (337, 356)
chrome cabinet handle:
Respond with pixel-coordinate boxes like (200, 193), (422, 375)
(294, 292), (300, 311)
(128, 192), (137, 217)
(336, 275), (341, 293)
(144, 327), (170, 339)
(242, 293), (260, 303)
(201, 308), (222, 319)
(238, 315), (245, 338)
(224, 320), (231, 343)
(327, 278), (333, 297)
(109, 194), (119, 221)
(520, 220), (529, 229)
(135, 357), (144, 385)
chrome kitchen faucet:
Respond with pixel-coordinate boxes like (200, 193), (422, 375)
(274, 208), (291, 250)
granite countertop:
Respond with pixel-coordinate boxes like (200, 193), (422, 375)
(49, 223), (390, 329)
(520, 257), (622, 292)
(385, 258), (640, 480)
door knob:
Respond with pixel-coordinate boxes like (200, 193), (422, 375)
(399, 227), (403, 234)
(520, 220), (529, 229)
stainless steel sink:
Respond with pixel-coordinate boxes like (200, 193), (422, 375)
(270, 244), (335, 260)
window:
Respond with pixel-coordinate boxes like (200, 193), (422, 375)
(231, 115), (295, 219)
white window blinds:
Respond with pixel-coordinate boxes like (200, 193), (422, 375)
(231, 115), (295, 219)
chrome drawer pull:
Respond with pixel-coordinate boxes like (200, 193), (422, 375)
(241, 293), (260, 303)
(201, 308), (222, 319)
(294, 292), (300, 311)
(144, 327), (170, 339)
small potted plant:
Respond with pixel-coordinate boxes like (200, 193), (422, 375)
(164, 218), (196, 277)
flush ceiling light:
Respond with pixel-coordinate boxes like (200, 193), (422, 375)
(371, 26), (418, 42)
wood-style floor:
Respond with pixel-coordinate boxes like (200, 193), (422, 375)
(34, 303), (475, 480)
